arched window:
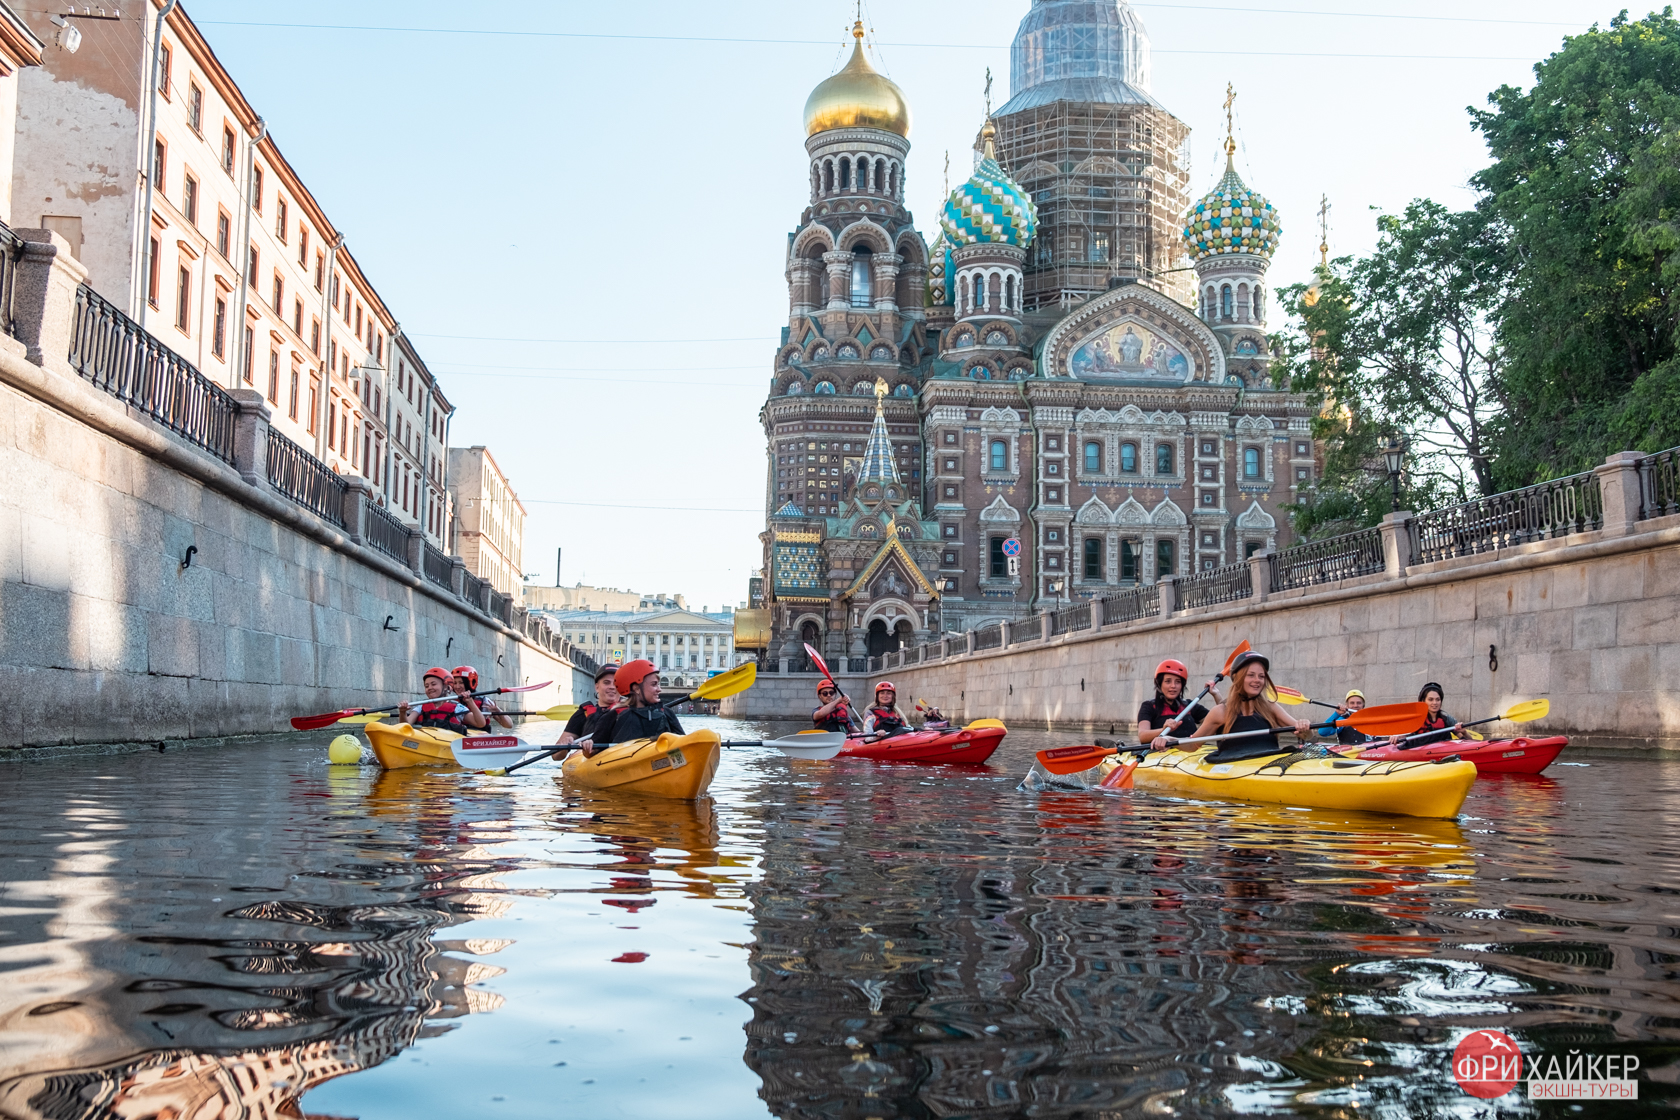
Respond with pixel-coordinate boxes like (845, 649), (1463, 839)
(839, 157), (852, 189)
(1220, 284), (1234, 320)
(1120, 441), (1138, 473)
(824, 160), (834, 193)
(1156, 538), (1176, 579)
(889, 164), (898, 196)
(850, 246), (873, 307)
(875, 158), (885, 190)
(973, 273), (984, 311)
(1083, 537), (1103, 580)
(1083, 441), (1102, 473)
(1243, 446), (1262, 478)
(1005, 275), (1016, 309)
(811, 165), (820, 198)
(1237, 283), (1250, 322)
(1204, 285), (1216, 320)
(1252, 286), (1264, 321)
(989, 439), (1008, 471)
(1156, 443), (1173, 475)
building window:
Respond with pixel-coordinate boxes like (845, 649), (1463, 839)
(989, 439), (1007, 471)
(1156, 443), (1174, 475)
(942, 524), (957, 538)
(288, 366), (300, 419)
(212, 296), (226, 358)
(187, 80), (202, 133)
(1083, 537), (1102, 580)
(247, 245), (258, 288)
(252, 166), (264, 212)
(215, 209), (230, 258)
(1245, 540), (1264, 559)
(272, 273), (283, 311)
(294, 298), (304, 336)
(989, 537), (1008, 578)
(158, 41), (171, 95)
(1243, 446), (1262, 478)
(1296, 442), (1309, 456)
(1121, 539), (1139, 582)
(328, 401), (337, 449)
(1089, 231), (1109, 262)
(307, 378), (319, 434)
(1221, 284), (1234, 320)
(267, 351), (279, 403)
(152, 136), (166, 194)
(1083, 441), (1101, 473)
(1119, 442), (1138, 473)
(310, 317), (320, 354)
(314, 250), (324, 290)
(1201, 441), (1215, 456)
(242, 326), (254, 384)
(174, 266), (190, 332)
(944, 431), (957, 445)
(850, 246), (873, 307)
(221, 125), (235, 176)
(146, 237), (160, 308)
(1156, 538), (1176, 578)
(182, 172), (198, 224)
(1201, 490), (1216, 506)
(298, 226), (309, 267)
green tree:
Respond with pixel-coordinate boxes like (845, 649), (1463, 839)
(1472, 8), (1680, 485)
(1272, 201), (1504, 537)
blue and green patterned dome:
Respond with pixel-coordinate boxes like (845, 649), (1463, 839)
(940, 129), (1037, 248)
(1182, 156), (1280, 261)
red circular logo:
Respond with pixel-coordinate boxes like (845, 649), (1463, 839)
(1453, 1030), (1521, 1098)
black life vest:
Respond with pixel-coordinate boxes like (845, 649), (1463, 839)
(1206, 711), (1282, 763)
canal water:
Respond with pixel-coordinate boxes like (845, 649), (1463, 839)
(1, 717), (1677, 1118)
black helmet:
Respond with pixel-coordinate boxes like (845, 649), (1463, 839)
(595, 663), (621, 683)
(1229, 651), (1271, 677)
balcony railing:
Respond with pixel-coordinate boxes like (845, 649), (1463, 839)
(1052, 602), (1092, 635)
(1176, 562), (1253, 611)
(1101, 584), (1159, 626)
(422, 543), (453, 588)
(1411, 470), (1601, 564)
(265, 429), (346, 527)
(1270, 527), (1385, 593)
(69, 284), (238, 463)
(365, 502), (409, 563)
(1640, 446), (1679, 520)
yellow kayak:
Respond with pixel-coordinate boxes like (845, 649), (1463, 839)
(1099, 748), (1477, 819)
(561, 730), (721, 800)
(364, 721), (474, 769)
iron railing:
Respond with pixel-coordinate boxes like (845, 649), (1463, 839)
(265, 429), (346, 526)
(422, 543), (453, 588)
(1101, 584), (1159, 626)
(69, 284), (239, 462)
(1640, 446), (1679, 520)
(846, 657), (868, 673)
(0, 222), (24, 337)
(973, 624), (1003, 651)
(1007, 615), (1041, 644)
(1175, 562), (1253, 611)
(1052, 602), (1092, 634)
(788, 655), (817, 674)
(365, 502), (409, 563)
(461, 572), (488, 610)
(867, 655), (883, 672)
(762, 658), (780, 673)
(1411, 470), (1602, 564)
(1271, 527), (1385, 593)
(903, 645), (921, 665)
(488, 589), (513, 626)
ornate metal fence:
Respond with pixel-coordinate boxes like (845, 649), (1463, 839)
(488, 589), (513, 626)
(461, 572), (488, 610)
(973, 624), (1003, 651)
(265, 429), (346, 526)
(69, 284), (238, 463)
(1101, 584), (1159, 626)
(1175, 562), (1253, 611)
(422, 543), (453, 588)
(1052, 602), (1092, 634)
(1411, 471), (1602, 564)
(1270, 527), (1385, 593)
(1640, 446), (1679, 520)
(365, 502), (409, 563)
(1007, 616), (1041, 644)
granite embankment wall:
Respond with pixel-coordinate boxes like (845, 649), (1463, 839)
(858, 516), (1680, 748)
(0, 230), (592, 748)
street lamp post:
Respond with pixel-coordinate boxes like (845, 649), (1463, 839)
(1381, 436), (1407, 512)
(1049, 577), (1065, 615)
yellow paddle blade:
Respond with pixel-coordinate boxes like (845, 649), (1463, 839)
(1502, 698), (1549, 723)
(687, 662), (757, 702)
(537, 704), (579, 721)
(1272, 685), (1308, 705)
(1465, 729), (1486, 741)
(965, 718), (1006, 730)
(337, 712), (389, 725)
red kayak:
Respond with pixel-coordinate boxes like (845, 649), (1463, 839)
(1354, 735), (1568, 775)
(840, 723), (1007, 765)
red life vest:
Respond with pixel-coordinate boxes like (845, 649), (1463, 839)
(868, 706), (906, 734)
(416, 699), (468, 734)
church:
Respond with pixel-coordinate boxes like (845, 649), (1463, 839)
(759, 0), (1312, 665)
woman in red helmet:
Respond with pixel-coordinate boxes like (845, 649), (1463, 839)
(863, 682), (908, 737)
(1136, 658), (1220, 746)
(590, 659), (684, 748)
(453, 665), (513, 731)
(398, 666), (489, 733)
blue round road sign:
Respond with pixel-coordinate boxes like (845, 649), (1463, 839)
(1002, 537), (1021, 557)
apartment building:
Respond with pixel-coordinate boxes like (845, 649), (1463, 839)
(447, 447), (526, 596)
(382, 333), (453, 549)
(12, 3), (447, 545)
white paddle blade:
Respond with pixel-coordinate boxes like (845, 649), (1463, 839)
(773, 731), (845, 760)
(448, 734), (539, 771)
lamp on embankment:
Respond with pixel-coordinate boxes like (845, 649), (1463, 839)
(1381, 436), (1407, 512)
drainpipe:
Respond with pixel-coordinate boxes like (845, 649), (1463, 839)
(315, 233), (344, 459)
(385, 324), (399, 510)
(136, 0), (180, 326)
(229, 117), (266, 391)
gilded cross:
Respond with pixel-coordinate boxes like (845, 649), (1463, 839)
(984, 68), (993, 117)
(1317, 194), (1330, 265)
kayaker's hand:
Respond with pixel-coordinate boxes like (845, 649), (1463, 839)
(1387, 734), (1402, 747)
(1293, 719), (1312, 736)
(1156, 735), (1176, 749)
(577, 738), (595, 757)
(397, 701), (412, 721)
(1451, 722), (1464, 735)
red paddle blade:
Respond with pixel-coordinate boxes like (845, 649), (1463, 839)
(1099, 756), (1141, 789)
(1220, 640), (1251, 677)
(493, 680), (552, 695)
(803, 643), (834, 681)
(1336, 701), (1429, 734)
(290, 710), (355, 731)
(1036, 744), (1117, 775)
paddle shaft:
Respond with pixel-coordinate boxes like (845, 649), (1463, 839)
(1392, 712), (1496, 748)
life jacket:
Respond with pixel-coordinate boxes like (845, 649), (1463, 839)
(868, 706), (907, 735)
(813, 702), (851, 733)
(607, 705), (682, 745)
(415, 699), (468, 734)
(1206, 711), (1282, 763)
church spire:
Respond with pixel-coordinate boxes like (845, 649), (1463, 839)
(858, 378), (901, 486)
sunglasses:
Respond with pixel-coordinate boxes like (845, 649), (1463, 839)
(818, 689), (837, 696)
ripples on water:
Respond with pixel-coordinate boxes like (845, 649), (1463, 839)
(1, 718), (1678, 1118)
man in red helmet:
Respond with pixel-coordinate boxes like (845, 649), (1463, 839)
(399, 666), (490, 734)
(812, 679), (853, 733)
(591, 659), (684, 747)
(1136, 658), (1218, 746)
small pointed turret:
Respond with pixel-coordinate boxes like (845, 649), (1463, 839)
(858, 378), (902, 486)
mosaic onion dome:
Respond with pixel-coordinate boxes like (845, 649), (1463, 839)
(940, 122), (1037, 248)
(1182, 147), (1280, 260)
(926, 230), (953, 306)
(805, 21), (911, 138)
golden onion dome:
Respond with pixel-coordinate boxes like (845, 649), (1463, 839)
(804, 21), (911, 139)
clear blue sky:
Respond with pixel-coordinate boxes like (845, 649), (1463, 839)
(186, 0), (1628, 611)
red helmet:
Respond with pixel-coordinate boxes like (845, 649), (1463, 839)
(1154, 659), (1189, 686)
(452, 665), (479, 691)
(816, 679), (839, 696)
(614, 659), (658, 696)
(423, 666), (451, 685)
(875, 681), (896, 697)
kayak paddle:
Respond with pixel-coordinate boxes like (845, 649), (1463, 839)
(720, 730), (845, 760)
(1034, 701), (1427, 775)
(1271, 685), (1341, 711)
(1390, 698), (1548, 748)
(446, 734), (542, 770)
(338, 702), (580, 726)
(463, 728), (840, 777)
(290, 680), (555, 730)
(805, 643), (862, 733)
(1110, 640), (1249, 788)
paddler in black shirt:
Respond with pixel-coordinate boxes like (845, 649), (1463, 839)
(1136, 658), (1219, 745)
(1161, 651), (1313, 762)
(592, 659), (684, 747)
(555, 664), (621, 758)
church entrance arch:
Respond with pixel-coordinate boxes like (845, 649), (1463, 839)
(866, 619), (896, 656)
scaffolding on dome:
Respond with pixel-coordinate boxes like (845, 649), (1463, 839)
(992, 100), (1193, 313)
